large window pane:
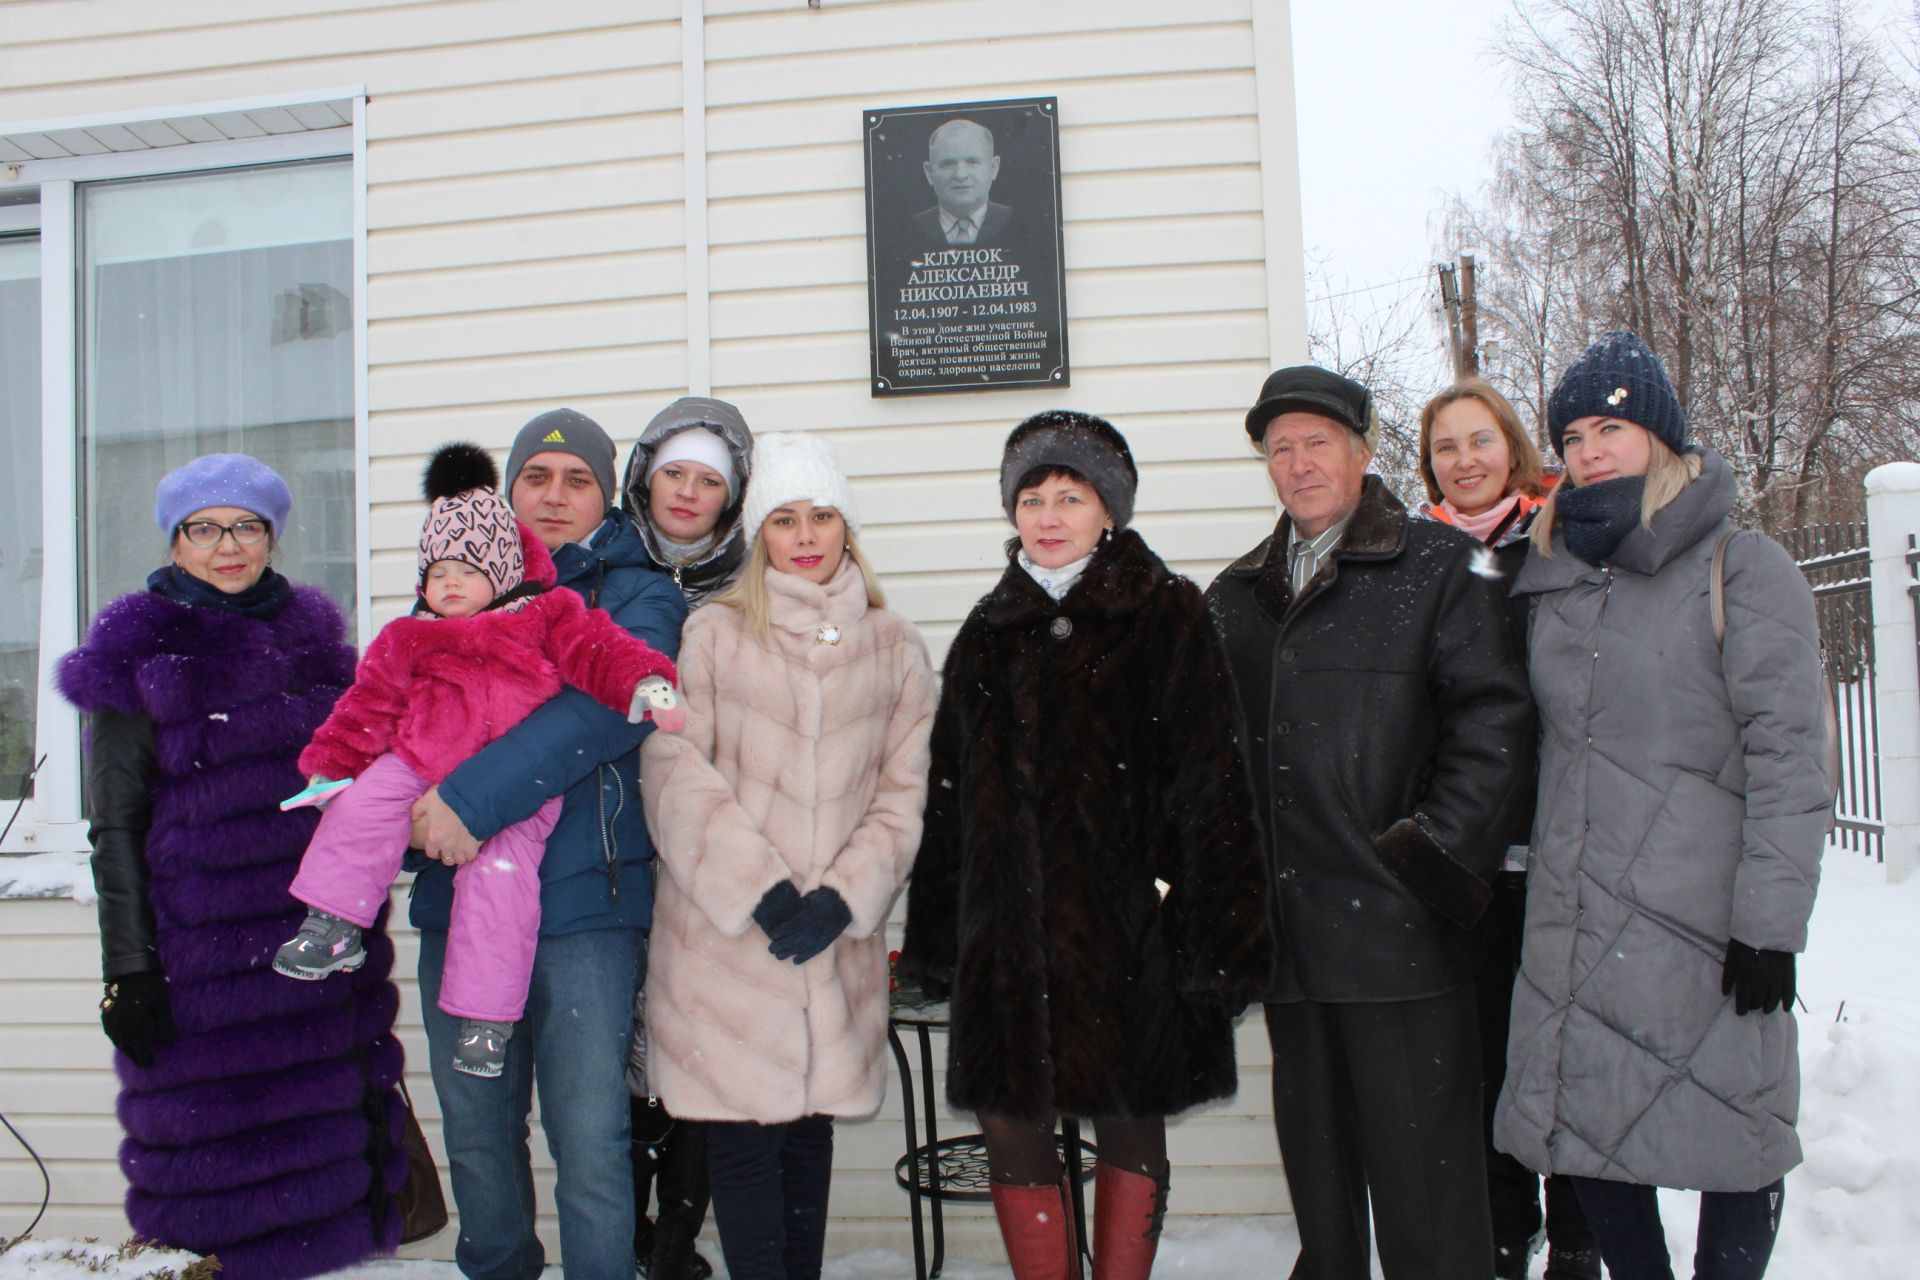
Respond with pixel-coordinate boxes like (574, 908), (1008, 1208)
(79, 160), (355, 620)
(0, 234), (40, 801)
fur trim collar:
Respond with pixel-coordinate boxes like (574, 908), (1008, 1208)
(980, 528), (1168, 628)
(58, 585), (350, 718)
(1221, 475), (1408, 584)
(766, 556), (870, 635)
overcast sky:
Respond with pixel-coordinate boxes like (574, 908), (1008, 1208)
(1287, 0), (1917, 369)
(1289, 0), (1518, 350)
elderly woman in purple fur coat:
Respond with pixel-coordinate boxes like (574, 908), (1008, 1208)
(57, 454), (410, 1280)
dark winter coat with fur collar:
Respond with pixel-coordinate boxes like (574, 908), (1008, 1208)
(900, 529), (1272, 1123)
(1206, 476), (1536, 1003)
(58, 585), (408, 1279)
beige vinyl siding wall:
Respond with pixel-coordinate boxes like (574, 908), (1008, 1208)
(0, 0), (1304, 1261)
(695, 0), (1294, 1254)
(0, 891), (448, 1250)
(0, 0), (693, 1255)
(702, 0), (1291, 659)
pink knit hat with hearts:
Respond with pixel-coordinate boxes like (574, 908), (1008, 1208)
(418, 442), (525, 599)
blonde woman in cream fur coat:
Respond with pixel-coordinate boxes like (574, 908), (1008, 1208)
(640, 432), (935, 1280)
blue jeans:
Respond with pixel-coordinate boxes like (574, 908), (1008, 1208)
(418, 927), (643, 1280)
(707, 1115), (835, 1280)
(1569, 1176), (1785, 1280)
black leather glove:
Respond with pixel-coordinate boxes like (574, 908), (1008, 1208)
(1722, 939), (1796, 1016)
(766, 887), (853, 965)
(100, 971), (176, 1067)
(752, 881), (804, 937)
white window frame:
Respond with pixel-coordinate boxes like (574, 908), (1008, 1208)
(0, 90), (369, 854)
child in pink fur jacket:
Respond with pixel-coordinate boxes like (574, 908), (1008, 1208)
(277, 443), (682, 1078)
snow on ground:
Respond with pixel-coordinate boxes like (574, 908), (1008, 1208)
(0, 852), (93, 904)
(6, 846), (1915, 1279)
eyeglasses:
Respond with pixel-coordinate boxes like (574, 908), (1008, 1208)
(177, 518), (271, 548)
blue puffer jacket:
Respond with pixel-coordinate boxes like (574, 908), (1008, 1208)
(409, 509), (688, 939)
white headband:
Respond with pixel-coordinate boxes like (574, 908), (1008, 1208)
(645, 427), (737, 496)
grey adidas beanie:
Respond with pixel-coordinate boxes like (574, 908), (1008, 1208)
(504, 407), (619, 510)
(999, 410), (1138, 529)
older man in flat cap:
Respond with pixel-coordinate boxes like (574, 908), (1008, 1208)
(1206, 366), (1534, 1280)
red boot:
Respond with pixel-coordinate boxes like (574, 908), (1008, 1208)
(990, 1176), (1081, 1280)
(1091, 1161), (1167, 1280)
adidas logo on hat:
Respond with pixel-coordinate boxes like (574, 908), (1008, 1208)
(541, 428), (566, 443)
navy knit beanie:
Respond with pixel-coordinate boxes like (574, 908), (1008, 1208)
(1546, 331), (1686, 457)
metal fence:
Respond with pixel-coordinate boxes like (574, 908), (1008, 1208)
(1781, 523), (1882, 860)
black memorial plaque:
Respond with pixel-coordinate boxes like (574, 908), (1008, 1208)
(864, 97), (1069, 396)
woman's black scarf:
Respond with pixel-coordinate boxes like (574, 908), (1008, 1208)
(147, 564), (296, 619)
(1556, 476), (1647, 565)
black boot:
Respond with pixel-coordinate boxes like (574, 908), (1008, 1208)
(648, 1111), (714, 1280)
(631, 1095), (664, 1274)
(1493, 1229), (1543, 1280)
(1543, 1245), (1601, 1280)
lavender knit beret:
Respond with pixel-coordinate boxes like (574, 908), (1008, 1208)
(155, 454), (293, 538)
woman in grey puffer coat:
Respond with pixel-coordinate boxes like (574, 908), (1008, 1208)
(1493, 332), (1829, 1280)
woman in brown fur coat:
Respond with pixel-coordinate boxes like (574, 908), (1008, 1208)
(899, 411), (1272, 1280)
(640, 432), (935, 1280)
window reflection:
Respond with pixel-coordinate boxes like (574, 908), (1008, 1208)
(0, 234), (40, 801)
(79, 160), (355, 620)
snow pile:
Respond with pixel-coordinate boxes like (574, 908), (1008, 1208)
(1792, 1004), (1920, 1276)
(0, 852), (93, 903)
(1764, 852), (1920, 1280)
(0, 1238), (208, 1279)
(819, 1216), (1298, 1279)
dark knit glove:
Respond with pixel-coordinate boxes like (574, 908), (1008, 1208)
(1214, 992), (1254, 1021)
(1722, 939), (1796, 1016)
(100, 971), (176, 1068)
(752, 881), (804, 937)
(766, 887), (853, 965)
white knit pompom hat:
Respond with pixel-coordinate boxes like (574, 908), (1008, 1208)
(742, 433), (861, 544)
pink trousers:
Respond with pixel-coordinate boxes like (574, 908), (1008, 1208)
(288, 751), (560, 1022)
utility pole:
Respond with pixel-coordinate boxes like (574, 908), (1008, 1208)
(1436, 254), (1484, 380)
(1436, 260), (1464, 378)
(1459, 252), (1480, 376)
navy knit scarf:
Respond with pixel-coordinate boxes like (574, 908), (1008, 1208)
(1556, 476), (1647, 565)
(147, 564), (296, 619)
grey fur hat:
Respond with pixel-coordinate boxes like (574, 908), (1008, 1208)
(999, 410), (1138, 529)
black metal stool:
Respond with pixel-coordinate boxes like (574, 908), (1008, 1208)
(888, 990), (1096, 1279)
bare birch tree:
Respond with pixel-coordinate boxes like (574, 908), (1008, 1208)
(1449, 0), (1920, 528)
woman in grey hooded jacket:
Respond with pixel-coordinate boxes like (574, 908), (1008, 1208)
(620, 395), (755, 1280)
(1493, 332), (1829, 1280)
(624, 395), (757, 608)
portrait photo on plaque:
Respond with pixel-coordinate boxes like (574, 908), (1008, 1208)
(863, 96), (1069, 396)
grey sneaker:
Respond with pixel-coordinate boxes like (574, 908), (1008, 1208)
(272, 909), (364, 980)
(453, 1019), (513, 1078)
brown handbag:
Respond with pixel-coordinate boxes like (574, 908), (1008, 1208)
(395, 1078), (450, 1244)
